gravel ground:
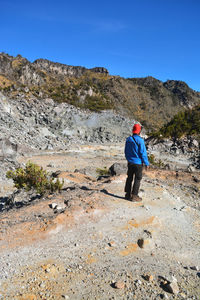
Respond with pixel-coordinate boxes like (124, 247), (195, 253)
(0, 145), (200, 300)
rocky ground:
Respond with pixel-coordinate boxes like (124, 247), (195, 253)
(0, 144), (200, 300)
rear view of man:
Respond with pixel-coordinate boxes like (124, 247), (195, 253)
(124, 123), (149, 201)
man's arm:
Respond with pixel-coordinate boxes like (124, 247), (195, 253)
(138, 139), (149, 166)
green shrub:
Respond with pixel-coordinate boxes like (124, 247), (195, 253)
(96, 167), (110, 176)
(6, 161), (64, 195)
(83, 95), (112, 112)
(148, 154), (156, 165)
(148, 154), (165, 168)
(152, 105), (200, 139)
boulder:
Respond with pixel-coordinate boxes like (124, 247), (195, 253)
(0, 138), (18, 160)
(109, 162), (127, 176)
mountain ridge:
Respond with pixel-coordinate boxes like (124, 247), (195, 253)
(0, 52), (200, 129)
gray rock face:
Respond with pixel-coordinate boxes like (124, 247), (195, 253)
(33, 59), (88, 78)
(0, 138), (18, 160)
(0, 92), (135, 153)
(33, 59), (109, 77)
(0, 53), (44, 85)
(164, 80), (198, 107)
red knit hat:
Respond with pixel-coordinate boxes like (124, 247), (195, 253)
(132, 124), (141, 134)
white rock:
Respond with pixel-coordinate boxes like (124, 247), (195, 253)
(56, 205), (64, 210)
(165, 280), (179, 294)
(192, 139), (199, 147)
(62, 295), (69, 299)
(50, 203), (58, 209)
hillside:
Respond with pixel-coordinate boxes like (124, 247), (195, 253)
(152, 105), (200, 139)
(1, 53), (200, 130)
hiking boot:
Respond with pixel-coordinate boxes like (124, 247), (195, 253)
(131, 195), (142, 202)
(125, 193), (131, 200)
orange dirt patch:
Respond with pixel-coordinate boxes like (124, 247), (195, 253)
(120, 243), (138, 256)
(58, 172), (95, 183)
(16, 294), (37, 300)
(121, 216), (155, 231)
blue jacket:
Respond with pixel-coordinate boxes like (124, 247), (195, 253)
(125, 134), (149, 166)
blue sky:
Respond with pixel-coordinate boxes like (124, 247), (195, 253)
(1, 0), (200, 91)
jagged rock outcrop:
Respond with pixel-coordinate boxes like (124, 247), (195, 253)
(33, 59), (109, 78)
(163, 80), (198, 107)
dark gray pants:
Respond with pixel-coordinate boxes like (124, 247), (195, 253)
(124, 163), (143, 196)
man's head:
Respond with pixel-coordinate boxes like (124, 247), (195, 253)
(132, 123), (141, 135)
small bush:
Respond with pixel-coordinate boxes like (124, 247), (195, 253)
(83, 95), (112, 112)
(148, 154), (165, 168)
(96, 167), (110, 176)
(6, 161), (64, 195)
(152, 105), (200, 139)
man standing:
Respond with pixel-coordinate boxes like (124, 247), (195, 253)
(124, 123), (149, 201)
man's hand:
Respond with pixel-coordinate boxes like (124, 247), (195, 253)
(145, 165), (150, 171)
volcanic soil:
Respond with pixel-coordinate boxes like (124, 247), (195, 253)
(0, 144), (200, 300)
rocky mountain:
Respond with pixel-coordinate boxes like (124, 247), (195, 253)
(1, 52), (200, 130)
(0, 91), (135, 157)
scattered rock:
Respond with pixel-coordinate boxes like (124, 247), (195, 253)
(108, 241), (116, 247)
(192, 176), (200, 183)
(143, 274), (154, 281)
(49, 203), (58, 209)
(160, 293), (169, 299)
(62, 295), (69, 299)
(109, 163), (127, 176)
(113, 281), (125, 289)
(163, 277), (179, 295)
(137, 238), (144, 248)
(39, 282), (45, 288)
(190, 266), (199, 271)
(135, 279), (142, 285)
(188, 165), (196, 173)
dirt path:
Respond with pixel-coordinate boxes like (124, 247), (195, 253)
(0, 146), (200, 300)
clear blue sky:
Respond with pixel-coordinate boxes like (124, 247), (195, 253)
(1, 0), (200, 91)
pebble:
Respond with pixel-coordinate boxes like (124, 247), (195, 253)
(49, 203), (58, 209)
(143, 274), (154, 281)
(62, 295), (69, 299)
(165, 280), (179, 295)
(45, 268), (51, 273)
(39, 282), (45, 288)
(113, 281), (125, 289)
(161, 293), (169, 299)
(108, 241), (116, 247)
(137, 239), (144, 248)
(190, 266), (199, 271)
